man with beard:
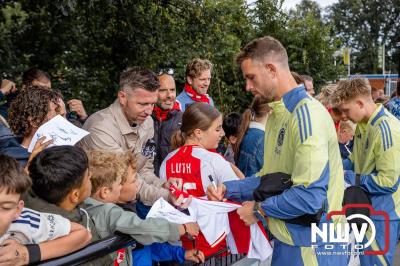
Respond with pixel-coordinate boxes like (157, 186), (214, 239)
(152, 72), (182, 176)
(207, 36), (347, 266)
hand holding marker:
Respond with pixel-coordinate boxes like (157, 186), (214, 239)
(208, 175), (217, 190)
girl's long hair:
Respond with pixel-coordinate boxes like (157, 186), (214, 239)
(171, 102), (221, 149)
(232, 96), (270, 160)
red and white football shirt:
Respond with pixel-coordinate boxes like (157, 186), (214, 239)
(160, 145), (239, 256)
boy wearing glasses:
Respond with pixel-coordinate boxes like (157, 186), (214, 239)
(0, 154), (91, 265)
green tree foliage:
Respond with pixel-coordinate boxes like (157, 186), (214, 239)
(252, 0), (344, 91)
(285, 0), (345, 88)
(329, 0), (400, 74)
(0, 0), (342, 113)
(0, 2), (29, 76)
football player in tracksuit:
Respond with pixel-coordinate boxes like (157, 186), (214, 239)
(331, 78), (400, 266)
(207, 36), (348, 266)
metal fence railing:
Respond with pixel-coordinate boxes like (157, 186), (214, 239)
(36, 233), (138, 266)
(34, 233), (245, 266)
(190, 248), (245, 266)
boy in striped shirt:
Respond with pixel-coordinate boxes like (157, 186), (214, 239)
(0, 154), (91, 264)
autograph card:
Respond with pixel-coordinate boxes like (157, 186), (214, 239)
(28, 115), (89, 152)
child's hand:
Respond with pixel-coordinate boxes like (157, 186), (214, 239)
(31, 136), (54, 158)
(179, 195), (192, 209)
(170, 194), (185, 207)
(185, 249), (205, 263)
(184, 222), (199, 238)
(163, 177), (183, 190)
(25, 136), (54, 173)
(0, 239), (29, 266)
(168, 183), (192, 209)
(170, 193), (193, 209)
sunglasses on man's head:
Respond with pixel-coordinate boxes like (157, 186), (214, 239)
(157, 68), (174, 76)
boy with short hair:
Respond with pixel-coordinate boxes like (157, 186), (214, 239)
(23, 145), (112, 265)
(331, 78), (400, 265)
(0, 154), (91, 265)
(86, 150), (204, 265)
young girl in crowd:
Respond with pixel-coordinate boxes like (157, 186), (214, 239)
(316, 84), (343, 132)
(219, 112), (242, 164)
(338, 120), (355, 159)
(233, 96), (270, 177)
(159, 102), (239, 257)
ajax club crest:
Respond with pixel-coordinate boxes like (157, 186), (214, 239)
(275, 125), (286, 155)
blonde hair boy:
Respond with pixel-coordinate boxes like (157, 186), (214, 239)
(330, 77), (400, 265)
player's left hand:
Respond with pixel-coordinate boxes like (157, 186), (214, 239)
(237, 201), (258, 226)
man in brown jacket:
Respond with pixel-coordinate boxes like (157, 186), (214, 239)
(80, 67), (170, 205)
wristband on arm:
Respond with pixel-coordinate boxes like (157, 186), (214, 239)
(253, 202), (267, 223)
(26, 244), (41, 264)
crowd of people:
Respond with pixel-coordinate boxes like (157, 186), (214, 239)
(0, 35), (399, 266)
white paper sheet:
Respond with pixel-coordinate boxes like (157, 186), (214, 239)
(28, 115), (89, 152)
(146, 198), (195, 224)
